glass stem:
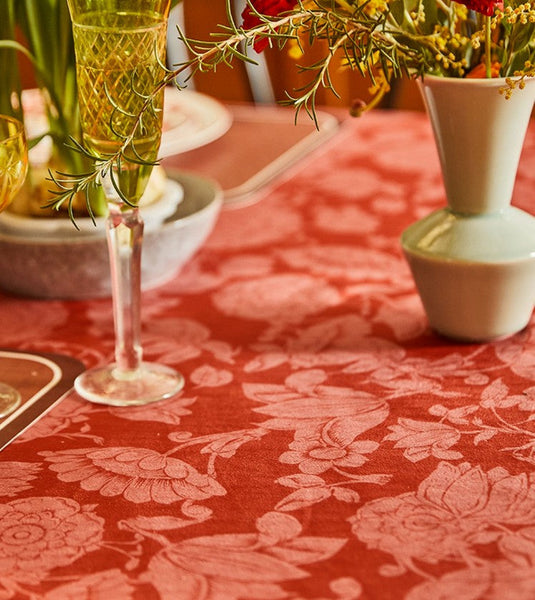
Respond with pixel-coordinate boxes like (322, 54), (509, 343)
(106, 201), (144, 376)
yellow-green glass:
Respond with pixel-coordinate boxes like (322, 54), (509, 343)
(68, 0), (170, 204)
(67, 0), (170, 20)
(0, 116), (28, 212)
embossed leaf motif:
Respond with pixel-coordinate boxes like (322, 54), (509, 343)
(419, 462), (489, 515)
(44, 569), (134, 600)
(285, 369), (328, 392)
(145, 512), (346, 600)
(109, 395), (196, 425)
(0, 462), (41, 497)
(498, 529), (535, 566)
(256, 511), (303, 543)
(351, 461), (535, 572)
(406, 563), (535, 600)
(276, 486), (332, 512)
(267, 536), (347, 566)
(243, 382), (308, 404)
(188, 541), (306, 578)
(40, 447), (226, 504)
(199, 429), (268, 458)
(121, 515), (210, 534)
(248, 382), (389, 436)
(323, 417), (378, 447)
(253, 389), (385, 419)
(481, 378), (513, 408)
(190, 365), (233, 387)
(148, 547), (303, 600)
(384, 418), (462, 462)
(277, 474), (326, 488)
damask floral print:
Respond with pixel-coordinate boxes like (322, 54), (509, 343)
(141, 512), (347, 600)
(213, 274), (341, 330)
(280, 435), (379, 475)
(0, 462), (41, 496)
(406, 562), (535, 600)
(40, 569), (135, 600)
(247, 370), (390, 436)
(311, 202), (381, 235)
(108, 392), (196, 426)
(383, 374), (535, 465)
(246, 317), (486, 401)
(16, 396), (94, 443)
(206, 198), (303, 251)
(190, 364), (233, 387)
(40, 447), (226, 506)
(350, 462), (535, 578)
(246, 315), (379, 372)
(278, 245), (406, 285)
(0, 497), (103, 586)
(384, 418), (463, 462)
(494, 328), (535, 380)
(4, 102), (535, 600)
(143, 317), (238, 366)
(245, 370), (391, 511)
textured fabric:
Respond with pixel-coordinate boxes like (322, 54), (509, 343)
(2, 109), (535, 599)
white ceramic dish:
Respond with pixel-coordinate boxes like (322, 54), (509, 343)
(159, 87), (233, 157)
(0, 172), (222, 299)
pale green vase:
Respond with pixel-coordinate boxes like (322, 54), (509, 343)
(402, 75), (535, 342)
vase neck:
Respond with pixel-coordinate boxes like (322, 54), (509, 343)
(418, 76), (535, 214)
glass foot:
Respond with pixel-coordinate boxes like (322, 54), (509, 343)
(74, 362), (184, 406)
(0, 382), (22, 417)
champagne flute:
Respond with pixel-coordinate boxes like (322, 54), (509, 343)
(0, 115), (28, 417)
(67, 0), (184, 406)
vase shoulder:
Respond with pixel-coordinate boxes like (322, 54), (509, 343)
(401, 206), (535, 263)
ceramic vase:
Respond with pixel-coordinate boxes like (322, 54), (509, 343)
(401, 75), (535, 341)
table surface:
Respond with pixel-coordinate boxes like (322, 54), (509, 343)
(2, 106), (535, 600)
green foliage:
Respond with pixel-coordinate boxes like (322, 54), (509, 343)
(0, 0), (23, 119)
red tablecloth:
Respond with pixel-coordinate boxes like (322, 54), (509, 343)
(2, 108), (535, 600)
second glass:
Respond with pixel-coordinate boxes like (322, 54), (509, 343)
(0, 115), (28, 417)
(67, 0), (184, 405)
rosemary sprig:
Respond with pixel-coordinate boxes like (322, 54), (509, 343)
(48, 0), (535, 219)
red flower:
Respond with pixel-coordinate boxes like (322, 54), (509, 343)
(241, 0), (299, 52)
(455, 0), (502, 16)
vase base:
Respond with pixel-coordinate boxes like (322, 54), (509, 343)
(403, 248), (535, 342)
(431, 324), (529, 344)
(74, 362), (185, 406)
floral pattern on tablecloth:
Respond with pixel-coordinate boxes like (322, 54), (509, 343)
(3, 111), (535, 599)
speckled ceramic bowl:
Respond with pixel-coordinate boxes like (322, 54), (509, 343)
(0, 172), (222, 299)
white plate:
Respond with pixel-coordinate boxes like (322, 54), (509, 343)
(22, 87), (232, 163)
(160, 87), (232, 157)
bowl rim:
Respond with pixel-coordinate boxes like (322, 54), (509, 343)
(0, 172), (223, 246)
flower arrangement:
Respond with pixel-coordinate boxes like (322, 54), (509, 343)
(235, 0), (535, 112)
(42, 0), (535, 212)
